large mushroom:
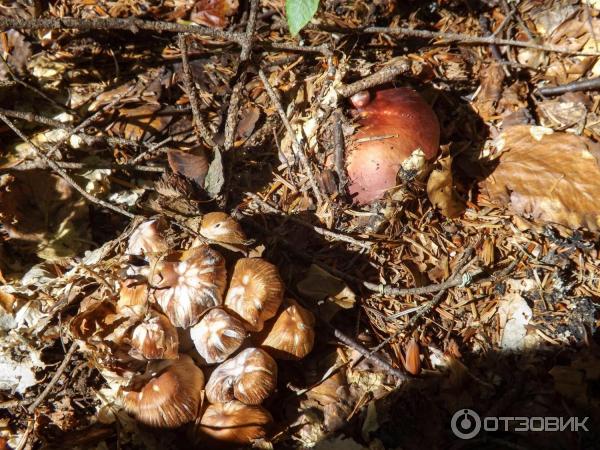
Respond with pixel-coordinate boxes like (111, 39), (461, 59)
(346, 87), (440, 204)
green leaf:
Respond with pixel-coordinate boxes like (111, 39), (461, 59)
(286, 0), (320, 36)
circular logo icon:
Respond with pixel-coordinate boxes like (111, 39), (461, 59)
(451, 409), (481, 440)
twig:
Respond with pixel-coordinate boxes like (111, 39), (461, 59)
(27, 341), (79, 413)
(247, 193), (372, 250)
(258, 69), (325, 205)
(0, 107), (168, 151)
(178, 34), (214, 146)
(332, 109), (348, 192)
(537, 76), (600, 96)
(9, 159), (164, 172)
(0, 16), (244, 44)
(46, 83), (138, 159)
(355, 26), (600, 57)
(331, 327), (408, 382)
(0, 113), (136, 219)
(337, 59), (412, 98)
(260, 41), (332, 56)
(130, 136), (173, 164)
(239, 0), (259, 62)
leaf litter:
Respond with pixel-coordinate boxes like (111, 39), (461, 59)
(0, 1), (599, 449)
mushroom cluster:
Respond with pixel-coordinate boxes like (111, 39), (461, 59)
(70, 212), (316, 447)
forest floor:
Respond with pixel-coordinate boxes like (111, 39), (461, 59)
(0, 0), (599, 449)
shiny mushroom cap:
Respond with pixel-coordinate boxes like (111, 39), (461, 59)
(190, 308), (248, 364)
(199, 212), (248, 246)
(153, 246), (227, 328)
(123, 354), (204, 428)
(194, 401), (272, 447)
(224, 258), (283, 332)
(130, 312), (179, 360)
(261, 299), (315, 360)
(205, 348), (277, 405)
(127, 219), (168, 257)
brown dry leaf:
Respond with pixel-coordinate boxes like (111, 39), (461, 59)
(111, 104), (171, 141)
(167, 149), (209, 188)
(426, 156), (466, 218)
(471, 61), (505, 121)
(190, 0), (239, 28)
(0, 171), (89, 259)
(480, 125), (600, 231)
(0, 29), (32, 79)
(235, 105), (261, 145)
(297, 264), (356, 321)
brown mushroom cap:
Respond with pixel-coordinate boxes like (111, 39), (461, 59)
(261, 299), (315, 360)
(224, 258), (283, 332)
(130, 312), (179, 360)
(200, 212), (248, 246)
(346, 87), (440, 204)
(205, 348), (277, 405)
(194, 401), (272, 447)
(189, 308), (248, 364)
(127, 219), (168, 257)
(123, 354), (205, 428)
(153, 246), (227, 328)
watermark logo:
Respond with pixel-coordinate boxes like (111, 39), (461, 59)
(451, 409), (481, 440)
(451, 409), (589, 440)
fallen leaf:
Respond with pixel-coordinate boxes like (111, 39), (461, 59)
(426, 155), (466, 218)
(204, 148), (224, 198)
(297, 265), (355, 321)
(479, 125), (600, 231)
(0, 29), (32, 79)
(167, 149), (209, 188)
(190, 0), (239, 28)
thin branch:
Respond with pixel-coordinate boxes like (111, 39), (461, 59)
(537, 76), (600, 96)
(331, 327), (408, 382)
(337, 59), (412, 98)
(0, 16), (244, 44)
(178, 33), (215, 146)
(27, 341), (79, 413)
(247, 193), (372, 250)
(260, 41), (332, 56)
(258, 68), (325, 205)
(9, 159), (164, 172)
(332, 109), (348, 193)
(357, 26), (600, 56)
(0, 113), (136, 219)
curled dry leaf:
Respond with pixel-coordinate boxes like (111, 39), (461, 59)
(190, 0), (240, 28)
(479, 125), (600, 231)
(167, 149), (209, 189)
(0, 170), (89, 259)
(0, 29), (32, 78)
(297, 265), (356, 321)
(426, 155), (466, 218)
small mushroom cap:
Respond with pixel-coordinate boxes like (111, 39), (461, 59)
(261, 299), (315, 360)
(195, 401), (272, 446)
(200, 212), (248, 246)
(130, 312), (179, 360)
(205, 348), (277, 405)
(127, 219), (168, 257)
(190, 308), (248, 364)
(123, 354), (205, 428)
(224, 258), (283, 332)
(153, 246), (227, 328)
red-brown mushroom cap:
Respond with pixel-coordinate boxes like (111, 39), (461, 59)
(130, 312), (179, 360)
(346, 87), (440, 204)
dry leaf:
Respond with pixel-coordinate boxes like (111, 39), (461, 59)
(0, 29), (32, 79)
(167, 149), (209, 188)
(480, 125), (600, 231)
(190, 0), (239, 28)
(426, 155), (466, 218)
(297, 264), (356, 321)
